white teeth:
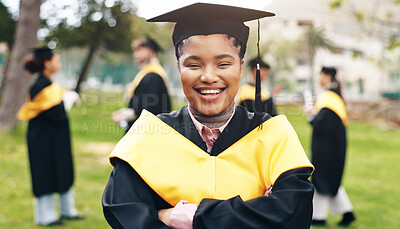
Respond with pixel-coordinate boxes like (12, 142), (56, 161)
(199, 89), (222, 94)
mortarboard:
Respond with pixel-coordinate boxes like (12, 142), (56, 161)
(136, 37), (162, 53)
(147, 3), (274, 47)
(148, 2), (275, 120)
(248, 57), (270, 70)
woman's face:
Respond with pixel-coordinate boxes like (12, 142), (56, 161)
(133, 45), (155, 65)
(178, 34), (244, 116)
(44, 54), (61, 74)
(319, 72), (332, 88)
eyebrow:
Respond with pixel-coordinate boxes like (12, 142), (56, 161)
(183, 54), (234, 62)
(183, 56), (201, 62)
(215, 54), (235, 60)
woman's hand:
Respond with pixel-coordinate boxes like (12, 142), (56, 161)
(158, 208), (174, 227)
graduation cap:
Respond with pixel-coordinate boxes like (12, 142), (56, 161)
(248, 57), (270, 70)
(135, 37), (162, 53)
(148, 2), (275, 118)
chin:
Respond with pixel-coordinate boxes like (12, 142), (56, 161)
(196, 103), (228, 116)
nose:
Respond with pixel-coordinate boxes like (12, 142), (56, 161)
(200, 66), (219, 83)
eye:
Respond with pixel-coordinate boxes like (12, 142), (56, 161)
(217, 62), (232, 68)
(186, 63), (201, 68)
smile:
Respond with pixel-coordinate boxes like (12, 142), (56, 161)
(195, 88), (225, 95)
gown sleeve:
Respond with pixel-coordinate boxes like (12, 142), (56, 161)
(102, 159), (314, 229)
(128, 73), (169, 118)
(311, 108), (341, 133)
(193, 167), (314, 229)
(39, 102), (68, 122)
(102, 159), (171, 229)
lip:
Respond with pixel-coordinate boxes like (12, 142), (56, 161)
(194, 86), (226, 102)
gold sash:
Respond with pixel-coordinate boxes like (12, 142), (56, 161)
(315, 90), (348, 126)
(17, 83), (66, 121)
(127, 63), (169, 97)
(109, 110), (313, 206)
(237, 83), (270, 104)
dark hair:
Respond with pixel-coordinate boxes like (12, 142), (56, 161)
(135, 37), (162, 53)
(321, 66), (342, 96)
(175, 34), (246, 60)
(248, 57), (270, 70)
(24, 47), (54, 74)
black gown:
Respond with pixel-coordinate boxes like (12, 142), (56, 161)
(311, 89), (347, 196)
(26, 74), (74, 197)
(102, 106), (314, 229)
(238, 83), (277, 116)
(128, 72), (171, 129)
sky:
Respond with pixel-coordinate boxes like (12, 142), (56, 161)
(1, 0), (274, 19)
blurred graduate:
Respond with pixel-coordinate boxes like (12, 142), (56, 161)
(112, 37), (171, 131)
(308, 67), (356, 226)
(237, 57), (279, 116)
(17, 47), (82, 226)
(102, 3), (314, 229)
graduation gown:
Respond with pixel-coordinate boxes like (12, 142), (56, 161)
(18, 74), (74, 197)
(102, 105), (314, 229)
(311, 89), (347, 196)
(127, 63), (171, 129)
(238, 83), (277, 116)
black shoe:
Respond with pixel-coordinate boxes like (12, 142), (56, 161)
(338, 212), (356, 226)
(40, 219), (63, 226)
(311, 219), (326, 226)
(60, 214), (85, 220)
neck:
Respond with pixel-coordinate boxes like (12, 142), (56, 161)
(323, 81), (336, 90)
(41, 70), (52, 79)
(189, 105), (235, 129)
(139, 57), (159, 68)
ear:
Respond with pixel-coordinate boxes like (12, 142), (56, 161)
(177, 60), (182, 74)
(43, 59), (51, 70)
(239, 59), (244, 79)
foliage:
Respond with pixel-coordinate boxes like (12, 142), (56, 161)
(0, 1), (15, 48)
(302, 26), (335, 94)
(130, 15), (174, 52)
(43, 0), (137, 92)
(303, 27), (335, 57)
(329, 0), (400, 51)
(45, 0), (135, 53)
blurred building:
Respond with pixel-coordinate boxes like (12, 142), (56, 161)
(263, 0), (399, 101)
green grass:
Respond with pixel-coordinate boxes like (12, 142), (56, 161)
(0, 100), (399, 228)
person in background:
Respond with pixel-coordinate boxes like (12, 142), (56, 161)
(17, 47), (83, 226)
(308, 66), (356, 226)
(112, 37), (171, 131)
(237, 57), (281, 116)
(103, 3), (314, 229)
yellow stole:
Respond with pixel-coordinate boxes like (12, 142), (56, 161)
(109, 110), (314, 206)
(237, 83), (270, 104)
(315, 90), (348, 126)
(126, 63), (169, 97)
(17, 83), (66, 121)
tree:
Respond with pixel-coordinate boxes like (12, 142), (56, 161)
(0, 0), (42, 131)
(0, 2), (17, 96)
(303, 26), (334, 94)
(329, 0), (400, 51)
(329, 0), (400, 91)
(45, 0), (136, 93)
(0, 1), (16, 48)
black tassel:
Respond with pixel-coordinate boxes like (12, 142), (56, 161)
(255, 63), (262, 113)
(255, 19), (263, 130)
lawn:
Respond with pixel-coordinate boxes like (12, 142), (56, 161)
(0, 94), (399, 229)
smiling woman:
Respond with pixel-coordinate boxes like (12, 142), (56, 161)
(102, 3), (315, 229)
(178, 34), (244, 116)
